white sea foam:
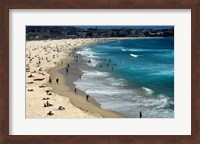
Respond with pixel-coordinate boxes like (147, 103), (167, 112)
(86, 89), (131, 95)
(73, 69), (174, 118)
(156, 97), (171, 109)
(130, 53), (139, 58)
(127, 48), (173, 52)
(150, 70), (174, 76)
(142, 87), (154, 94)
(77, 48), (101, 67)
(110, 82), (127, 86)
(121, 48), (126, 51)
(76, 48), (99, 58)
(98, 93), (174, 118)
(82, 70), (110, 77)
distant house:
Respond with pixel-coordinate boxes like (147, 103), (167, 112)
(66, 35), (78, 39)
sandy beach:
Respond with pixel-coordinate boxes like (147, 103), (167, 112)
(26, 38), (127, 118)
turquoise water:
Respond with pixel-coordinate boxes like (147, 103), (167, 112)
(74, 38), (174, 118)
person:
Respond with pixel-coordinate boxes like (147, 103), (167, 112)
(139, 111), (142, 118)
(86, 95), (89, 102)
(65, 67), (68, 73)
(56, 78), (59, 84)
(74, 88), (77, 94)
(45, 101), (53, 107)
(42, 98), (50, 100)
(47, 92), (52, 95)
(47, 111), (54, 116)
(58, 106), (65, 110)
(79, 75), (81, 79)
(46, 90), (50, 93)
(39, 85), (46, 88)
(49, 76), (52, 84)
(28, 74), (34, 78)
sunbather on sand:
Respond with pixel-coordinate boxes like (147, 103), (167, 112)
(44, 101), (53, 107)
(58, 106), (65, 110)
(47, 111), (54, 116)
(28, 74), (34, 78)
(42, 98), (50, 100)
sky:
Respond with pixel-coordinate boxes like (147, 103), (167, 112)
(75, 26), (174, 29)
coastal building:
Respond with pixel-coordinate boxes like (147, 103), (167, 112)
(26, 26), (174, 40)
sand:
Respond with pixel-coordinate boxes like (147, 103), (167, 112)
(26, 38), (127, 118)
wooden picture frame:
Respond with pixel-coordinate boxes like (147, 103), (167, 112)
(0, 0), (200, 143)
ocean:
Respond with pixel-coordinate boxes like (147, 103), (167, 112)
(74, 38), (174, 118)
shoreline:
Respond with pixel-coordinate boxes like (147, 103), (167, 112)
(47, 64), (126, 118)
(46, 39), (127, 118)
(26, 38), (129, 118)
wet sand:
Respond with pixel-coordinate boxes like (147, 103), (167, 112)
(47, 63), (125, 118)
